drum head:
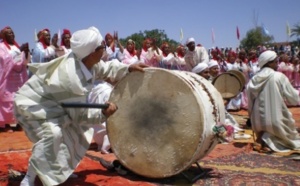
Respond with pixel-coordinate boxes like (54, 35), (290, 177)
(227, 70), (246, 87)
(107, 68), (205, 178)
(212, 72), (242, 99)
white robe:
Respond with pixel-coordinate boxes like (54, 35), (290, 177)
(14, 53), (129, 185)
(247, 67), (300, 152)
(184, 46), (209, 71)
(88, 81), (113, 153)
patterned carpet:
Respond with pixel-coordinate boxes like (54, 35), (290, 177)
(1, 107), (300, 185)
(2, 150), (300, 186)
(197, 152), (300, 185)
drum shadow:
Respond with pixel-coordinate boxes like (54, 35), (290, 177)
(116, 166), (222, 185)
(63, 169), (119, 186)
(233, 142), (253, 150)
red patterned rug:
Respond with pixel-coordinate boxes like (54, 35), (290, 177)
(2, 150), (300, 186)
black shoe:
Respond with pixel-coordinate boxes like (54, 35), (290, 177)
(99, 158), (115, 171)
(112, 160), (128, 176)
(8, 168), (25, 181)
(99, 158), (128, 175)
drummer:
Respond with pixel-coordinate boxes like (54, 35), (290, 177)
(14, 26), (148, 186)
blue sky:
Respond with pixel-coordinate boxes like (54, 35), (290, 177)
(1, 0), (299, 50)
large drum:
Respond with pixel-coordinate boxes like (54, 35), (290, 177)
(107, 68), (225, 178)
(212, 70), (246, 99)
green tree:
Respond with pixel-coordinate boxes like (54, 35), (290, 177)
(240, 27), (274, 50)
(120, 29), (180, 52)
(291, 23), (300, 38)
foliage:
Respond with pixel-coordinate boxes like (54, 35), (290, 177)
(291, 23), (300, 37)
(240, 26), (274, 50)
(119, 29), (180, 52)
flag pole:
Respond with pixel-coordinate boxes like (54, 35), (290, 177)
(180, 28), (184, 45)
(236, 26), (240, 49)
(286, 21), (291, 43)
(211, 28), (215, 48)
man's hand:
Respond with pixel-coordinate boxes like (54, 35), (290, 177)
(20, 43), (30, 59)
(102, 102), (118, 118)
(20, 43), (29, 53)
(128, 63), (149, 72)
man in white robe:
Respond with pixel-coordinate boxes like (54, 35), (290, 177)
(247, 50), (300, 152)
(184, 37), (209, 71)
(15, 26), (148, 186)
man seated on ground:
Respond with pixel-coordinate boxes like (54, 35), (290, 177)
(207, 59), (220, 82)
(247, 50), (300, 153)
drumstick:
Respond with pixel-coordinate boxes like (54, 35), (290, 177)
(61, 102), (109, 109)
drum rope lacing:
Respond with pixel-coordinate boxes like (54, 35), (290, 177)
(185, 72), (234, 143)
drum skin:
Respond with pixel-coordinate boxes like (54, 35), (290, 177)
(107, 68), (225, 178)
(212, 70), (245, 99)
(227, 70), (246, 88)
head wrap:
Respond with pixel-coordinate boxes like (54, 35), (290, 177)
(192, 63), (208, 74)
(258, 50), (277, 68)
(105, 33), (114, 52)
(60, 29), (71, 46)
(38, 28), (50, 49)
(1, 26), (20, 49)
(142, 38), (151, 52)
(160, 42), (169, 56)
(70, 26), (103, 60)
(105, 33), (113, 41)
(126, 39), (136, 56)
(186, 37), (195, 46)
(176, 44), (185, 57)
(208, 59), (219, 68)
(127, 39), (135, 45)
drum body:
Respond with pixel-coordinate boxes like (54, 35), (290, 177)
(212, 70), (246, 99)
(107, 68), (225, 178)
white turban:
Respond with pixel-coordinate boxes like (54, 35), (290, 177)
(70, 26), (103, 60)
(208, 59), (219, 68)
(192, 63), (208, 74)
(186, 37), (195, 46)
(258, 50), (277, 68)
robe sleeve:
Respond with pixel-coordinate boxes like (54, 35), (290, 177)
(93, 59), (129, 84)
(12, 52), (29, 72)
(279, 73), (300, 105)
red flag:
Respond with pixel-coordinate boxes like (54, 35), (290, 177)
(236, 26), (240, 40)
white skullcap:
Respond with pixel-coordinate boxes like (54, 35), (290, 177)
(208, 59), (219, 68)
(192, 63), (208, 74)
(70, 26), (103, 60)
(258, 50), (277, 68)
(186, 37), (195, 46)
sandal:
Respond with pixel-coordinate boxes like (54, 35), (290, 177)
(259, 146), (273, 153)
(253, 142), (262, 151)
(8, 168), (25, 181)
